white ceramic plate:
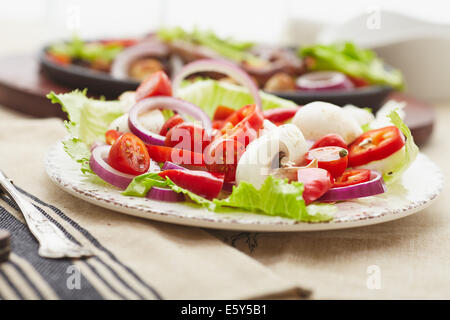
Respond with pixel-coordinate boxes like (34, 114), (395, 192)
(45, 141), (444, 232)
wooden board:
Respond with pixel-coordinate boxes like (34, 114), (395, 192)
(0, 55), (435, 146)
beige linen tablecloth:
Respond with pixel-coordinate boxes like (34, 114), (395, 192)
(211, 103), (450, 299)
(0, 102), (448, 299)
(0, 106), (308, 300)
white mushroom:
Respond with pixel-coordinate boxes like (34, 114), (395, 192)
(235, 124), (308, 189)
(292, 101), (363, 144)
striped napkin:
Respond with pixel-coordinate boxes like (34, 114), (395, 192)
(0, 105), (309, 300)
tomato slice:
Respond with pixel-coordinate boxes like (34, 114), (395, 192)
(348, 126), (405, 167)
(311, 134), (348, 150)
(135, 71), (172, 101)
(204, 138), (245, 183)
(146, 145), (205, 166)
(212, 120), (225, 130)
(220, 104), (264, 147)
(159, 169), (224, 200)
(263, 107), (299, 124)
(165, 122), (211, 153)
(333, 169), (371, 188)
(348, 76), (370, 88)
(159, 115), (184, 136)
(105, 129), (122, 145)
(108, 133), (150, 175)
(297, 168), (333, 205)
(305, 146), (349, 179)
(213, 105), (236, 121)
(47, 52), (71, 65)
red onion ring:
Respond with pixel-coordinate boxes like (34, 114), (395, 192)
(90, 145), (183, 201)
(172, 59), (262, 110)
(128, 96), (212, 145)
(319, 171), (386, 202)
(296, 71), (354, 91)
(111, 41), (169, 80)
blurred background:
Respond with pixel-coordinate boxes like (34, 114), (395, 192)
(1, 0), (450, 100)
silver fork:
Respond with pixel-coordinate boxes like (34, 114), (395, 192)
(0, 170), (93, 259)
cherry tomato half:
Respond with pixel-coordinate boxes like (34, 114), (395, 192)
(159, 169), (224, 200)
(220, 104), (264, 147)
(165, 122), (211, 153)
(146, 145), (205, 166)
(204, 138), (245, 183)
(159, 115), (184, 136)
(333, 169), (371, 188)
(213, 105), (236, 121)
(305, 146), (349, 179)
(135, 71), (172, 101)
(311, 134), (348, 150)
(348, 126), (405, 167)
(105, 129), (122, 145)
(297, 168), (333, 205)
(108, 133), (150, 175)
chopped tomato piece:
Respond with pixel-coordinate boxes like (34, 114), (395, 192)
(213, 105), (236, 121)
(135, 71), (172, 101)
(348, 126), (405, 167)
(311, 134), (348, 150)
(305, 146), (348, 179)
(204, 138), (245, 183)
(219, 104), (264, 147)
(146, 145), (205, 166)
(159, 115), (184, 136)
(212, 120), (225, 130)
(159, 169), (224, 199)
(333, 169), (371, 188)
(108, 133), (150, 175)
(47, 52), (71, 65)
(263, 107), (299, 124)
(165, 122), (211, 153)
(105, 129), (122, 145)
(297, 168), (333, 205)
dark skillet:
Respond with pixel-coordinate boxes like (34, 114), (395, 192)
(39, 43), (393, 111)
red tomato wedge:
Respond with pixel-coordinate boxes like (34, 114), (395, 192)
(159, 115), (184, 136)
(311, 134), (348, 150)
(165, 122), (211, 153)
(220, 104), (264, 147)
(146, 145), (205, 166)
(204, 138), (245, 183)
(333, 169), (371, 188)
(135, 71), (172, 101)
(305, 146), (348, 179)
(348, 126), (405, 167)
(108, 133), (150, 175)
(213, 105), (236, 121)
(297, 168), (333, 205)
(263, 107), (299, 124)
(105, 129), (122, 145)
(159, 169), (224, 200)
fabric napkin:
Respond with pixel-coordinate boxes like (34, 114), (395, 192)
(0, 105), (310, 300)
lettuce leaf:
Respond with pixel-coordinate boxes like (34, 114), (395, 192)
(176, 79), (298, 118)
(300, 42), (405, 90)
(47, 90), (123, 175)
(124, 172), (335, 222)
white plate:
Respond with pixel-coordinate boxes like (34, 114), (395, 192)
(45, 141), (444, 232)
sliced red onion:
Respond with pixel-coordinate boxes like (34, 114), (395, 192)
(147, 187), (184, 202)
(172, 59), (262, 110)
(111, 41), (169, 80)
(161, 161), (186, 171)
(90, 141), (106, 152)
(319, 171), (386, 202)
(90, 145), (135, 189)
(128, 96), (212, 145)
(296, 71), (354, 91)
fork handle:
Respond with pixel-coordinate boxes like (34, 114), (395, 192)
(0, 171), (92, 258)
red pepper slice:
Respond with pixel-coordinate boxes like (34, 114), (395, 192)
(263, 107), (299, 124)
(159, 169), (224, 199)
(146, 145), (205, 166)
